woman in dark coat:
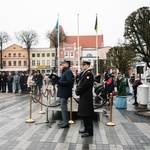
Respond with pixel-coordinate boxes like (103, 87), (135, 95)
(132, 74), (142, 106)
(76, 60), (94, 138)
(57, 60), (74, 128)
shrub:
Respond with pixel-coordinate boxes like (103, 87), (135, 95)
(117, 78), (126, 96)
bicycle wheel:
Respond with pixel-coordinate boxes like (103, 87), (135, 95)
(93, 96), (108, 109)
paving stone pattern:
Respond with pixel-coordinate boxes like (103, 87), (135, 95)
(0, 93), (150, 150)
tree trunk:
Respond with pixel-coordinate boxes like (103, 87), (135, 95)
(28, 48), (30, 73)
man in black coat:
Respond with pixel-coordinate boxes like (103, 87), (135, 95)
(57, 60), (74, 128)
(7, 72), (13, 93)
(19, 72), (26, 94)
(1, 72), (7, 93)
(75, 60), (94, 138)
(36, 71), (43, 94)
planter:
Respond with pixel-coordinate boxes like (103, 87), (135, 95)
(115, 95), (127, 109)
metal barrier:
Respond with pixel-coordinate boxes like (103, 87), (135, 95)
(69, 97), (75, 124)
(106, 93), (116, 126)
(25, 92), (35, 123)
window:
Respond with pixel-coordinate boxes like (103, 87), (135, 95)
(76, 60), (78, 65)
(42, 70), (45, 74)
(13, 61), (16, 66)
(24, 61), (27, 66)
(52, 60), (55, 66)
(86, 53), (93, 57)
(18, 53), (21, 57)
(71, 61), (74, 66)
(8, 53), (11, 57)
(42, 53), (45, 57)
(3, 61), (6, 66)
(42, 60), (45, 65)
(47, 53), (50, 57)
(8, 61), (11, 66)
(64, 51), (69, 57)
(70, 51), (74, 58)
(32, 60), (35, 66)
(37, 60), (40, 65)
(52, 53), (55, 57)
(37, 53), (40, 57)
(13, 53), (16, 57)
(32, 53), (35, 57)
(47, 60), (50, 66)
(18, 61), (21, 66)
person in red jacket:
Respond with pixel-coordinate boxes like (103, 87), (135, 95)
(105, 73), (115, 97)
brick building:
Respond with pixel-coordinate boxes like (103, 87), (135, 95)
(50, 25), (104, 75)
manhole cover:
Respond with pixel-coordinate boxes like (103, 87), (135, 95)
(136, 110), (150, 117)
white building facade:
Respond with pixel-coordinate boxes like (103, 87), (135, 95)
(30, 48), (55, 74)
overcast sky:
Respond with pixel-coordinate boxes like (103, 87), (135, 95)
(0, 0), (149, 48)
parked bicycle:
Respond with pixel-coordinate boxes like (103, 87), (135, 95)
(93, 82), (110, 108)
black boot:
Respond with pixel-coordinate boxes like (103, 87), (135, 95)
(132, 97), (138, 106)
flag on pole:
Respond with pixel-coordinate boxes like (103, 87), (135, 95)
(55, 20), (58, 34)
(94, 15), (98, 33)
(56, 15), (60, 75)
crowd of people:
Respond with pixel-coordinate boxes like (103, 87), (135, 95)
(0, 62), (143, 138)
(0, 71), (44, 94)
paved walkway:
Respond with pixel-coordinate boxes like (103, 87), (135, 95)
(0, 91), (150, 150)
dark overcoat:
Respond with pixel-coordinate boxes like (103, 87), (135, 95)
(57, 67), (74, 98)
(132, 79), (142, 92)
(76, 69), (94, 117)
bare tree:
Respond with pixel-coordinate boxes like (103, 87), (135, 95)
(124, 6), (150, 68)
(16, 30), (38, 73)
(46, 26), (66, 73)
(0, 31), (10, 69)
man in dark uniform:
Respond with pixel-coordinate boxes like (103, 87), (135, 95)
(75, 60), (94, 138)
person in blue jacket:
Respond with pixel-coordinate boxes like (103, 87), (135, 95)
(57, 60), (74, 128)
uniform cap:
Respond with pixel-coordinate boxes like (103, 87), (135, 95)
(82, 60), (91, 65)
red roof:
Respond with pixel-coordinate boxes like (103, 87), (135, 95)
(66, 35), (104, 48)
(50, 25), (104, 48)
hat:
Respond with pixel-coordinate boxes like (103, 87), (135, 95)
(82, 60), (91, 65)
(62, 60), (71, 67)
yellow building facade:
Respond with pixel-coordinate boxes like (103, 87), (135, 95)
(1, 44), (28, 72)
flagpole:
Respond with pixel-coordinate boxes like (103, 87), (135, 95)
(57, 14), (60, 76)
(77, 14), (80, 72)
(95, 14), (99, 75)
